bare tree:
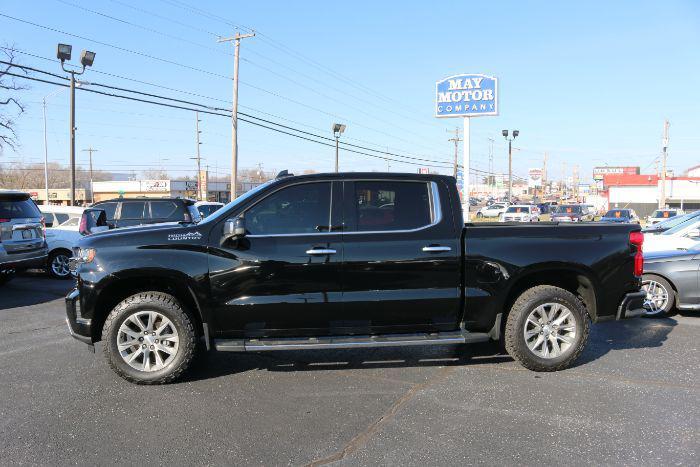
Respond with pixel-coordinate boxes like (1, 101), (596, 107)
(141, 168), (169, 180)
(0, 46), (28, 153)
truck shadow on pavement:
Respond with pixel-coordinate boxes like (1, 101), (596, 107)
(573, 316), (676, 367)
(186, 341), (512, 382)
(0, 273), (73, 311)
(185, 317), (678, 382)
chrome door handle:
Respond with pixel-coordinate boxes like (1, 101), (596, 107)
(306, 248), (337, 255)
(422, 246), (452, 252)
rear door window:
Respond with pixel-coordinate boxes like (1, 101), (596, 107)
(348, 181), (432, 232)
(149, 200), (179, 220)
(119, 201), (147, 220)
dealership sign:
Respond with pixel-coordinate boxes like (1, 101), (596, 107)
(435, 74), (498, 118)
(528, 168), (543, 188)
(593, 166), (639, 181)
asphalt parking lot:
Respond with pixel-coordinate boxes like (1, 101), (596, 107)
(1, 274), (698, 465)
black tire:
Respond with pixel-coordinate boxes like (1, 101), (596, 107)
(476, 212), (483, 218)
(47, 249), (72, 279)
(505, 285), (590, 372)
(0, 272), (14, 286)
(102, 291), (197, 384)
(641, 274), (675, 318)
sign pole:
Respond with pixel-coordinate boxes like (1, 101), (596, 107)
(463, 117), (470, 221)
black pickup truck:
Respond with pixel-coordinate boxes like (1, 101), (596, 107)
(66, 172), (646, 384)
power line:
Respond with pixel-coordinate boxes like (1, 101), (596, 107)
(5, 69), (454, 169)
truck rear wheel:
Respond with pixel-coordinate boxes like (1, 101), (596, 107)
(102, 291), (197, 384)
(505, 285), (589, 372)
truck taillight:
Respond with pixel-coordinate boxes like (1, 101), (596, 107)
(630, 231), (644, 276)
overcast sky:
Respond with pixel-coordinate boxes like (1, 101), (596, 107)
(1, 0), (699, 184)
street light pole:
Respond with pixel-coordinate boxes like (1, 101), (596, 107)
(502, 130), (519, 203)
(218, 31), (255, 201)
(42, 98), (49, 205)
(332, 123), (346, 172)
(57, 44), (96, 206)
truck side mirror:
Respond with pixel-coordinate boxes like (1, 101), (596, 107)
(222, 216), (246, 243)
(79, 208), (111, 236)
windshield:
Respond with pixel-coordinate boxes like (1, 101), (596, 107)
(662, 218), (700, 236)
(198, 180), (276, 224)
(506, 206), (529, 213)
(555, 205), (581, 214)
(652, 210), (677, 218)
(604, 210), (629, 218)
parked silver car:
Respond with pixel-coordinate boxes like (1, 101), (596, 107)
(642, 245), (700, 317)
(0, 191), (48, 285)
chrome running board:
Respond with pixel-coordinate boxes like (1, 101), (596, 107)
(214, 330), (490, 352)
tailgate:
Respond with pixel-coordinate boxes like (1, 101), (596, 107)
(1, 218), (44, 253)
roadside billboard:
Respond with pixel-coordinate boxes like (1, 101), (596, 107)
(593, 166), (639, 181)
(435, 74), (498, 118)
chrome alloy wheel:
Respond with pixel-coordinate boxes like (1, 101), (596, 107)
(641, 279), (669, 315)
(523, 303), (577, 359)
(117, 311), (179, 372)
(50, 253), (71, 278)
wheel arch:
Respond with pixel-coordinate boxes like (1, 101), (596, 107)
(499, 264), (599, 336)
(90, 271), (207, 345)
(641, 272), (679, 305)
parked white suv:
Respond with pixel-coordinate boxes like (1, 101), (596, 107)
(40, 206), (84, 279)
(500, 205), (540, 222)
(476, 203), (509, 219)
(647, 209), (684, 225)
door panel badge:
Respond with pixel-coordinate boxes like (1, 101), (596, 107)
(167, 231), (203, 241)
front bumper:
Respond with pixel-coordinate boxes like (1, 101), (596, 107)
(616, 290), (647, 320)
(65, 288), (93, 345)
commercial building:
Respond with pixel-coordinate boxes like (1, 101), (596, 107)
(28, 188), (89, 206)
(604, 173), (700, 217)
(91, 179), (232, 203)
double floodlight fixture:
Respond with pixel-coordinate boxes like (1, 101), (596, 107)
(57, 43), (96, 72)
(332, 123), (346, 136)
(502, 129), (519, 139)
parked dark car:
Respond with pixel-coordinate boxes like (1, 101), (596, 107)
(600, 209), (640, 224)
(0, 191), (48, 285)
(550, 204), (594, 222)
(91, 198), (201, 228)
(66, 172), (645, 384)
(641, 245), (700, 317)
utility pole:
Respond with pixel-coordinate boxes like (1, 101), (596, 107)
(660, 119), (670, 208)
(448, 127), (462, 178)
(81, 147), (98, 204)
(488, 138), (494, 197)
(195, 111), (203, 201)
(561, 161), (567, 200)
(573, 165), (580, 201)
(542, 152), (548, 197)
(218, 31), (255, 200)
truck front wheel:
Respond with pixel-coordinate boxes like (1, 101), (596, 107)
(505, 285), (589, 371)
(102, 292), (197, 384)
